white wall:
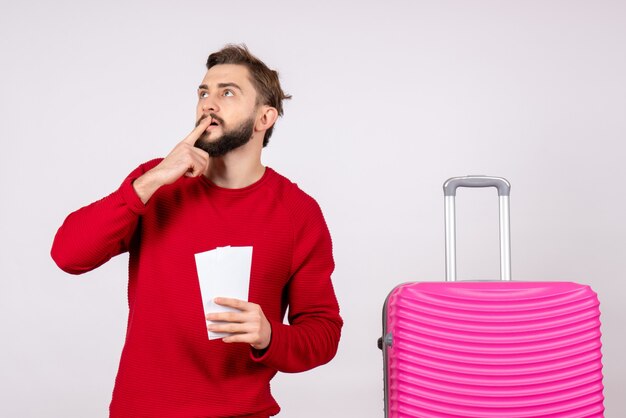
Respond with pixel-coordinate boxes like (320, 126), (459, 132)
(1, 0), (625, 416)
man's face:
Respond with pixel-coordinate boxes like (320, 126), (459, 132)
(194, 64), (259, 157)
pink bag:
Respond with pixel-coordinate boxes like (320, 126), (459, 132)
(380, 176), (604, 417)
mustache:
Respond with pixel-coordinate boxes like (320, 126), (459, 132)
(196, 114), (224, 127)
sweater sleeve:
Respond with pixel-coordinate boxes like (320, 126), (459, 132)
(51, 159), (162, 274)
(251, 195), (343, 373)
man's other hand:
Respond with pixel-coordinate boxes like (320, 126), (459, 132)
(206, 298), (272, 350)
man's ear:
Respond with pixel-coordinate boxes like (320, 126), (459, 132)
(255, 106), (279, 133)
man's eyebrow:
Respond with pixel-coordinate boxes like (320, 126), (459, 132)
(218, 82), (243, 92)
(197, 82), (243, 92)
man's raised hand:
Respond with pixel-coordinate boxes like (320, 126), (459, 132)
(133, 118), (212, 204)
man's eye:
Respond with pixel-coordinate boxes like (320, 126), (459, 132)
(223, 90), (234, 97)
(199, 91), (208, 99)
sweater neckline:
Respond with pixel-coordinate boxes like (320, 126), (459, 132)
(200, 167), (274, 194)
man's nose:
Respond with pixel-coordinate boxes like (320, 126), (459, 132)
(201, 95), (220, 113)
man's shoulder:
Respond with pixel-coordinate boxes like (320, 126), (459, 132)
(267, 168), (324, 220)
(268, 169), (318, 205)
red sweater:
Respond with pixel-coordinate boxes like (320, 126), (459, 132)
(51, 160), (343, 418)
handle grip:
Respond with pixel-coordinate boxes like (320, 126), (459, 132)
(444, 175), (511, 197)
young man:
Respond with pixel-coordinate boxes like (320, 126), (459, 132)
(51, 45), (343, 418)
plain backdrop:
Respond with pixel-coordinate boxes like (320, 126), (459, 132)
(1, 0), (625, 416)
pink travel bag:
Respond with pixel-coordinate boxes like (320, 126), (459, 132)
(379, 176), (605, 417)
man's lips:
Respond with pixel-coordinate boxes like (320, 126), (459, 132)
(197, 115), (223, 129)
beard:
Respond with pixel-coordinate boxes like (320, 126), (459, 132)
(194, 114), (255, 157)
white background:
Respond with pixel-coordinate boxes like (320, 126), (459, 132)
(1, 1), (625, 416)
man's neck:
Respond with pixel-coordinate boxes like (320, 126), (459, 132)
(204, 146), (265, 189)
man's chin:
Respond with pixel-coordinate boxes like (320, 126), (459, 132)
(194, 134), (220, 149)
(196, 131), (218, 143)
(194, 136), (232, 157)
(194, 137), (210, 152)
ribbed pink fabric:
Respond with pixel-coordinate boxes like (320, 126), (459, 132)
(385, 282), (604, 418)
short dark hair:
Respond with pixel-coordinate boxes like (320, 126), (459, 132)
(207, 44), (291, 146)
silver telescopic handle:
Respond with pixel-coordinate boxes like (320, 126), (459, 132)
(443, 176), (512, 282)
